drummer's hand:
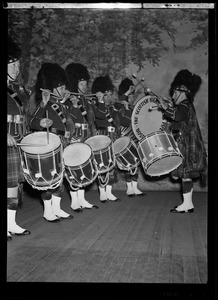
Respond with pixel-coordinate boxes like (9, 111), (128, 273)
(41, 89), (51, 107)
(129, 85), (135, 93)
(96, 92), (104, 103)
(40, 118), (53, 128)
(70, 95), (79, 107)
(61, 90), (71, 103)
(157, 96), (168, 110)
(121, 100), (129, 110)
(7, 133), (17, 147)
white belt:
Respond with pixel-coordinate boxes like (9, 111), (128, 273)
(7, 114), (25, 124)
(108, 126), (115, 132)
(75, 123), (88, 130)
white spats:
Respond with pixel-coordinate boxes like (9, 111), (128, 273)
(51, 195), (71, 218)
(126, 182), (134, 196)
(132, 181), (143, 195)
(70, 191), (82, 210)
(7, 209), (26, 234)
(77, 189), (93, 208)
(106, 185), (117, 201)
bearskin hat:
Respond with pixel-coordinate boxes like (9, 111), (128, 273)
(8, 36), (22, 64)
(169, 69), (202, 99)
(91, 74), (114, 94)
(118, 78), (134, 96)
(65, 63), (90, 92)
(36, 63), (67, 91)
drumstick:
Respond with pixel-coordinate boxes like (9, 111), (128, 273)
(148, 105), (159, 111)
(46, 110), (49, 144)
(17, 143), (47, 147)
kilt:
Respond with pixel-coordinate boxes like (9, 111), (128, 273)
(7, 146), (25, 187)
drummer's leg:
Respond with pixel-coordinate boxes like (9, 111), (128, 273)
(125, 171), (134, 197)
(41, 190), (60, 222)
(69, 189), (83, 212)
(7, 186), (31, 238)
(170, 178), (194, 213)
(106, 169), (121, 202)
(77, 187), (98, 209)
(51, 184), (73, 219)
(98, 177), (108, 203)
(131, 171), (144, 196)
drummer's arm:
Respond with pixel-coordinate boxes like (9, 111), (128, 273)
(29, 105), (47, 131)
(119, 94), (128, 102)
(118, 109), (131, 127)
(92, 102), (107, 119)
(163, 102), (189, 121)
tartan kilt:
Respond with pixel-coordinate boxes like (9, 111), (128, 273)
(170, 135), (207, 180)
(7, 146), (25, 187)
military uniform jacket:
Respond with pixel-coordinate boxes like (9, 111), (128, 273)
(30, 95), (74, 146)
(7, 82), (28, 142)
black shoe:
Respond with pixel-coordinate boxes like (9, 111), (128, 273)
(170, 208), (194, 213)
(108, 198), (121, 202)
(9, 229), (31, 236)
(72, 208), (83, 213)
(58, 215), (74, 219)
(100, 200), (108, 203)
(7, 235), (12, 241)
(43, 217), (61, 222)
(135, 192), (146, 197)
(92, 205), (99, 209)
(127, 194), (135, 197)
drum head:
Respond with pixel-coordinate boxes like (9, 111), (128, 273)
(20, 132), (60, 154)
(132, 96), (164, 140)
(85, 135), (111, 151)
(63, 143), (92, 166)
(113, 136), (130, 154)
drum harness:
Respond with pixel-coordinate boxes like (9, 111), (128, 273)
(69, 95), (89, 142)
(48, 103), (70, 140)
(95, 107), (118, 187)
(7, 86), (26, 140)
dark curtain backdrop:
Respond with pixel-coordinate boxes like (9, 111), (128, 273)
(8, 8), (208, 89)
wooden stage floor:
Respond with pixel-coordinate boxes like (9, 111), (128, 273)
(6, 183), (208, 288)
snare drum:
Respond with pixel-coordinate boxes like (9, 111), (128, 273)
(113, 136), (140, 172)
(137, 131), (183, 177)
(20, 132), (63, 190)
(85, 135), (115, 174)
(63, 143), (98, 189)
(132, 95), (168, 140)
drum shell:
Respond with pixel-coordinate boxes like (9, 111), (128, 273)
(137, 131), (183, 177)
(85, 135), (115, 174)
(63, 143), (98, 188)
(113, 136), (140, 171)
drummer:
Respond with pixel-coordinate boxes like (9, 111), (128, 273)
(157, 69), (207, 213)
(30, 63), (74, 222)
(64, 62), (97, 211)
(116, 78), (145, 197)
(7, 36), (31, 240)
(91, 75), (121, 202)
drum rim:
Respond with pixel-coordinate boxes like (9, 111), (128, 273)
(85, 135), (112, 150)
(113, 136), (130, 154)
(20, 131), (61, 154)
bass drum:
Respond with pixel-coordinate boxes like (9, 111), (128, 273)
(131, 95), (168, 140)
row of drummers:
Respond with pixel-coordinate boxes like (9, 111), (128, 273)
(18, 63), (183, 210)
(19, 98), (183, 197)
